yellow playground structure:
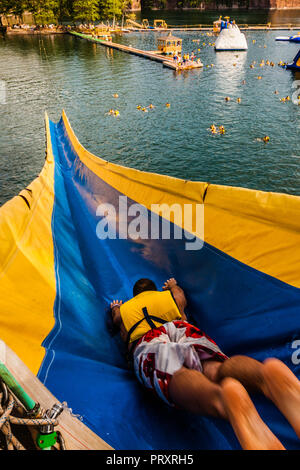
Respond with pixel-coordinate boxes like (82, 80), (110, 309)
(125, 18), (150, 29)
(125, 18), (167, 30)
(154, 19), (168, 29)
(213, 16), (222, 33)
(157, 32), (182, 55)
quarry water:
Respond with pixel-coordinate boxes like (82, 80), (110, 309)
(1, 12), (300, 205)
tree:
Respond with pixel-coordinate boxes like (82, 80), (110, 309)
(27, 0), (60, 24)
(56, 0), (74, 23)
(9, 0), (27, 22)
(72, 0), (100, 23)
(0, 0), (11, 26)
(99, 0), (130, 25)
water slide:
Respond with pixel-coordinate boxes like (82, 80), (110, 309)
(0, 111), (299, 450)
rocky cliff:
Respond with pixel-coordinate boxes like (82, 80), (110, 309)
(138, 0), (300, 9)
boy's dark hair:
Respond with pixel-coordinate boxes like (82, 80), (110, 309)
(133, 278), (157, 297)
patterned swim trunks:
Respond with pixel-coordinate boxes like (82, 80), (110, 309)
(133, 320), (228, 406)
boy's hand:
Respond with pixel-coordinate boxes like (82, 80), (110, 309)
(110, 300), (123, 310)
(163, 278), (177, 290)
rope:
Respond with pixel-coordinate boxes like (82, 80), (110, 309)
(0, 380), (65, 450)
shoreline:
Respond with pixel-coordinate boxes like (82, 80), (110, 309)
(4, 25), (300, 35)
(5, 29), (65, 35)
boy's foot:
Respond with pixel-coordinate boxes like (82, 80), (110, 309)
(221, 377), (285, 450)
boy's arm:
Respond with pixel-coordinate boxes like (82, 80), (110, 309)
(163, 278), (187, 321)
(110, 300), (127, 342)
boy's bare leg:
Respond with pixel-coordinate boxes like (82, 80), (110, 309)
(262, 358), (300, 439)
(213, 355), (265, 393)
(169, 366), (285, 450)
(168, 366), (226, 418)
(203, 355), (300, 438)
(221, 377), (285, 450)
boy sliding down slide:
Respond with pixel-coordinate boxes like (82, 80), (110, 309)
(110, 277), (300, 450)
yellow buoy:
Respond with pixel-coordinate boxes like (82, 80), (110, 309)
(237, 98), (241, 103)
(263, 135), (270, 143)
(165, 103), (170, 108)
(113, 93), (119, 98)
(225, 96), (230, 102)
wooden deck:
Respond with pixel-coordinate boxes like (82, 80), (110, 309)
(69, 31), (203, 71)
(0, 339), (113, 450)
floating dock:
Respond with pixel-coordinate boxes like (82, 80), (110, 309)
(126, 25), (300, 32)
(69, 31), (203, 71)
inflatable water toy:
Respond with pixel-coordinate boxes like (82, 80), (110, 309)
(0, 111), (300, 450)
(286, 50), (300, 71)
(219, 125), (226, 134)
(276, 34), (300, 43)
(215, 23), (248, 51)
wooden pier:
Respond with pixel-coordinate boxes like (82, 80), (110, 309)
(69, 31), (203, 71)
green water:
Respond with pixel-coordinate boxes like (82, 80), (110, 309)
(0, 15), (300, 205)
(137, 8), (300, 26)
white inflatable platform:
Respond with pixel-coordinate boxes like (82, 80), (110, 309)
(215, 26), (248, 51)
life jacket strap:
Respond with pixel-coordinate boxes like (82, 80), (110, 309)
(126, 306), (166, 348)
